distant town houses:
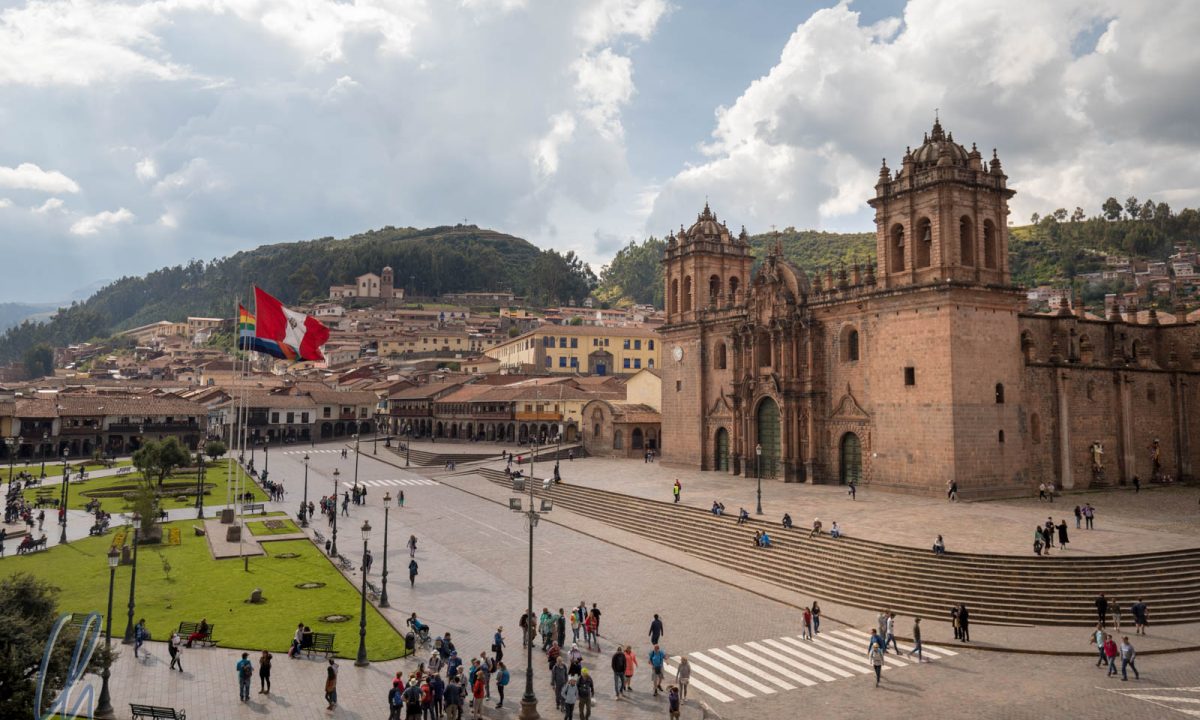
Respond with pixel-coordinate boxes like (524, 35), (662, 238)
(328, 266), (404, 301)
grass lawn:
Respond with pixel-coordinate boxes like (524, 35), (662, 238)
(5, 459), (133, 480)
(22, 465), (267, 513)
(4, 518), (407, 661)
(247, 519), (300, 535)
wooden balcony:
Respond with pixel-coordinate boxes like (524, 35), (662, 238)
(514, 411), (562, 422)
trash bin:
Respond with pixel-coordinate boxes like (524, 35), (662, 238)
(405, 632), (415, 652)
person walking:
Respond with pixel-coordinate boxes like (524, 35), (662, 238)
(258, 649), (273, 694)
(399, 490), (405, 508)
(168, 630), (183, 672)
(884, 612), (899, 654)
(1057, 519), (1069, 551)
(905, 618), (923, 662)
(577, 668), (594, 720)
(812, 601), (821, 634)
(236, 652), (253, 702)
(409, 558), (419, 587)
(556, 608), (567, 649)
(1131, 599), (1149, 635)
(668, 685), (681, 720)
(676, 657), (691, 700)
(1074, 504), (1083, 529)
(561, 676), (579, 720)
(672, 479), (681, 504)
(649, 614), (665, 645)
(1091, 624), (1107, 666)
(610, 647), (626, 698)
(1104, 634), (1119, 677)
(324, 658), (338, 710)
(493, 626), (505, 664)
(1132, 475), (1141, 493)
(868, 640), (885, 687)
(649, 644), (666, 696)
(1119, 637), (1139, 681)
(133, 618), (148, 659)
(947, 480), (958, 501)
(590, 603), (602, 636)
(1113, 600), (1123, 632)
(1096, 593), (1109, 626)
(552, 656), (568, 710)
(622, 645), (638, 693)
(570, 611), (580, 646)
(802, 607), (813, 640)
(408, 534), (418, 558)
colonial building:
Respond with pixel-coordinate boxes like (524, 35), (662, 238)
(485, 325), (660, 376)
(658, 119), (1200, 497)
(328, 267), (404, 301)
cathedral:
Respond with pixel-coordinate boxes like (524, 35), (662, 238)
(658, 120), (1199, 497)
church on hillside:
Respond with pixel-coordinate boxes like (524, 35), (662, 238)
(656, 119), (1200, 498)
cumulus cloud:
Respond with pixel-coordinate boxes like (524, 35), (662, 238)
(0, 162), (80, 193)
(648, 0), (1200, 236)
(33, 197), (65, 214)
(70, 207), (134, 235)
(135, 157), (157, 181)
(0, 198), (11, 208)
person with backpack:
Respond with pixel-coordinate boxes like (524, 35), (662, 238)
(561, 676), (579, 720)
(667, 684), (681, 719)
(576, 667), (594, 719)
(493, 626), (506, 663)
(236, 652), (253, 702)
(496, 661), (510, 709)
(648, 645), (666, 696)
(388, 681), (404, 720)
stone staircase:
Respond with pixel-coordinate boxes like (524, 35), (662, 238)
(390, 443), (583, 468)
(476, 468), (1200, 626)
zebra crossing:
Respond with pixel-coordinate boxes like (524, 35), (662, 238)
(355, 477), (437, 488)
(283, 449), (344, 455)
(660, 627), (958, 703)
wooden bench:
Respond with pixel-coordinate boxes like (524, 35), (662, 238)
(306, 632), (336, 659)
(17, 537), (47, 554)
(130, 703), (185, 719)
(192, 525), (206, 537)
(365, 580), (381, 601)
(176, 621), (217, 648)
(117, 467), (134, 476)
(241, 503), (266, 515)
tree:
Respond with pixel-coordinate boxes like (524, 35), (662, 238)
(1155, 201), (1172, 223)
(204, 440), (227, 461)
(1125, 196), (1141, 220)
(22, 344), (54, 379)
(1141, 199), (1155, 221)
(1030, 212), (1040, 225)
(1102, 197), (1122, 220)
(133, 437), (191, 489)
(0, 573), (109, 716)
(1052, 208), (1068, 222)
(1071, 207), (1086, 222)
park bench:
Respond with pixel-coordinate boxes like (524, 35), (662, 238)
(88, 522), (109, 536)
(306, 632), (336, 659)
(17, 536), (47, 554)
(130, 703), (185, 720)
(336, 554), (355, 572)
(176, 621), (217, 648)
(365, 580), (381, 601)
(192, 525), (206, 537)
(312, 530), (326, 546)
(241, 502), (266, 515)
(117, 467), (134, 476)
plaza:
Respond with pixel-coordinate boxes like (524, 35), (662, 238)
(6, 438), (1199, 719)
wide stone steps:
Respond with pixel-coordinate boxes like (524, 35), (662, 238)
(477, 468), (1200, 626)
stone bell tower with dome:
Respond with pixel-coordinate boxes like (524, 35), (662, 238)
(868, 116), (1015, 289)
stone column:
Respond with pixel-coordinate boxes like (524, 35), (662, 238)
(1055, 370), (1073, 489)
(1120, 374), (1136, 482)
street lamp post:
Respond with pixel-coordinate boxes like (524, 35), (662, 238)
(405, 424), (410, 467)
(122, 522), (140, 644)
(59, 449), (70, 545)
(373, 416), (379, 455)
(300, 454), (310, 527)
(380, 493), (391, 608)
(511, 438), (552, 720)
(330, 469), (340, 557)
(6, 437), (16, 485)
(352, 434), (360, 494)
(262, 440), (269, 483)
(755, 443), (763, 515)
(40, 431), (48, 478)
(95, 547), (121, 719)
(355, 520), (372, 667)
(195, 443), (205, 519)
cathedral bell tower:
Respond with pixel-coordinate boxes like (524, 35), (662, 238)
(661, 202), (753, 324)
(867, 117), (1015, 289)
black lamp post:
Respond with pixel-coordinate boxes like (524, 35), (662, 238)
(373, 414), (379, 455)
(755, 443), (763, 515)
(5, 437), (15, 484)
(380, 493), (391, 608)
(122, 522), (140, 644)
(300, 453), (310, 528)
(355, 519), (372, 667)
(330, 469), (340, 557)
(262, 439), (269, 483)
(513, 437), (552, 720)
(195, 443), (205, 519)
(59, 449), (70, 545)
(40, 431), (48, 478)
(95, 547), (120, 719)
(405, 424), (411, 467)
(352, 434), (360, 494)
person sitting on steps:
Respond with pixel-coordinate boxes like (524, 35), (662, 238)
(711, 501), (725, 517)
(933, 535), (945, 556)
(782, 513), (793, 530)
(809, 518), (822, 538)
(759, 531), (772, 548)
(830, 521), (842, 539)
(737, 507), (749, 525)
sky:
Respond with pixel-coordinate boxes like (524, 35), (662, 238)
(1, 0), (1199, 303)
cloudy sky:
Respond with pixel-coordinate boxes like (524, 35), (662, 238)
(1, 0), (1198, 303)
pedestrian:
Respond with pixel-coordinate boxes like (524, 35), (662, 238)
(577, 667), (594, 720)
(168, 630), (183, 672)
(1085, 503), (1095, 529)
(947, 479), (958, 501)
(676, 656), (691, 699)
(1091, 624), (1107, 666)
(802, 606), (813, 640)
(672, 479), (681, 504)
(667, 685), (681, 720)
(1033, 526), (1044, 556)
(562, 676), (579, 720)
(885, 612), (899, 653)
(363, 548), (373, 575)
(1131, 598), (1148, 635)
(471, 673), (485, 720)
(258, 649), (272, 694)
(444, 675), (463, 720)
(236, 652), (253, 702)
(399, 490), (405, 508)
(325, 658), (339, 710)
(907, 618), (924, 662)
(848, 480), (857, 500)
(409, 558), (419, 587)
(1096, 593), (1109, 626)
(552, 657), (568, 709)
(1132, 475), (1141, 493)
(812, 601), (821, 634)
(583, 611), (598, 651)
(590, 603), (602, 635)
(1119, 636), (1139, 681)
(868, 640), (885, 687)
(556, 608), (567, 649)
(570, 611), (580, 645)
(1104, 634), (1119, 677)
(1074, 504), (1083, 529)
(133, 618), (148, 659)
(37, 509), (44, 530)
(493, 626), (505, 664)
(649, 644), (666, 696)
(403, 678), (421, 718)
(958, 604), (970, 642)
(649, 614), (665, 644)
(1057, 519), (1069, 550)
(1038, 482), (1047, 501)
(622, 645), (637, 692)
(496, 661), (509, 709)
(610, 647), (626, 698)
(1113, 600), (1122, 632)
(389, 681), (405, 720)
(408, 534), (418, 557)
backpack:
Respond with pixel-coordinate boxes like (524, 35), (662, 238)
(240, 662), (253, 679)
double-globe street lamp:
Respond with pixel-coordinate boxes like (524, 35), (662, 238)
(122, 521), (140, 644)
(195, 442), (206, 520)
(300, 453), (310, 528)
(330, 468), (340, 557)
(59, 448), (70, 545)
(380, 493), (391, 608)
(6, 436), (16, 484)
(355, 519), (372, 667)
(755, 443), (763, 515)
(509, 439), (554, 720)
(94, 547), (121, 719)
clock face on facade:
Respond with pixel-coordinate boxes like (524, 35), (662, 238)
(673, 345), (683, 362)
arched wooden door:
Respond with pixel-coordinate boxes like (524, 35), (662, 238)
(715, 427), (730, 471)
(840, 432), (862, 485)
(756, 398), (781, 478)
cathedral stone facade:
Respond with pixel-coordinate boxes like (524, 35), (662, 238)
(658, 120), (1200, 497)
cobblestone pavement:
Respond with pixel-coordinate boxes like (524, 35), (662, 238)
(38, 443), (1200, 718)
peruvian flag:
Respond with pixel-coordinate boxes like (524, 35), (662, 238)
(253, 286), (331, 362)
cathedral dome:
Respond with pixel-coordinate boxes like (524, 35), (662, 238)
(684, 202), (732, 242)
(909, 118), (969, 168)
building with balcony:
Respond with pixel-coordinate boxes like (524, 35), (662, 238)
(485, 325), (661, 376)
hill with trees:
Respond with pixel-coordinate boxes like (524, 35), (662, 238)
(0, 224), (597, 363)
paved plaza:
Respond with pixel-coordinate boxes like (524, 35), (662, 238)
(7, 441), (1200, 719)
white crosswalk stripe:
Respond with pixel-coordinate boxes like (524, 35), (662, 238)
(670, 625), (956, 704)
